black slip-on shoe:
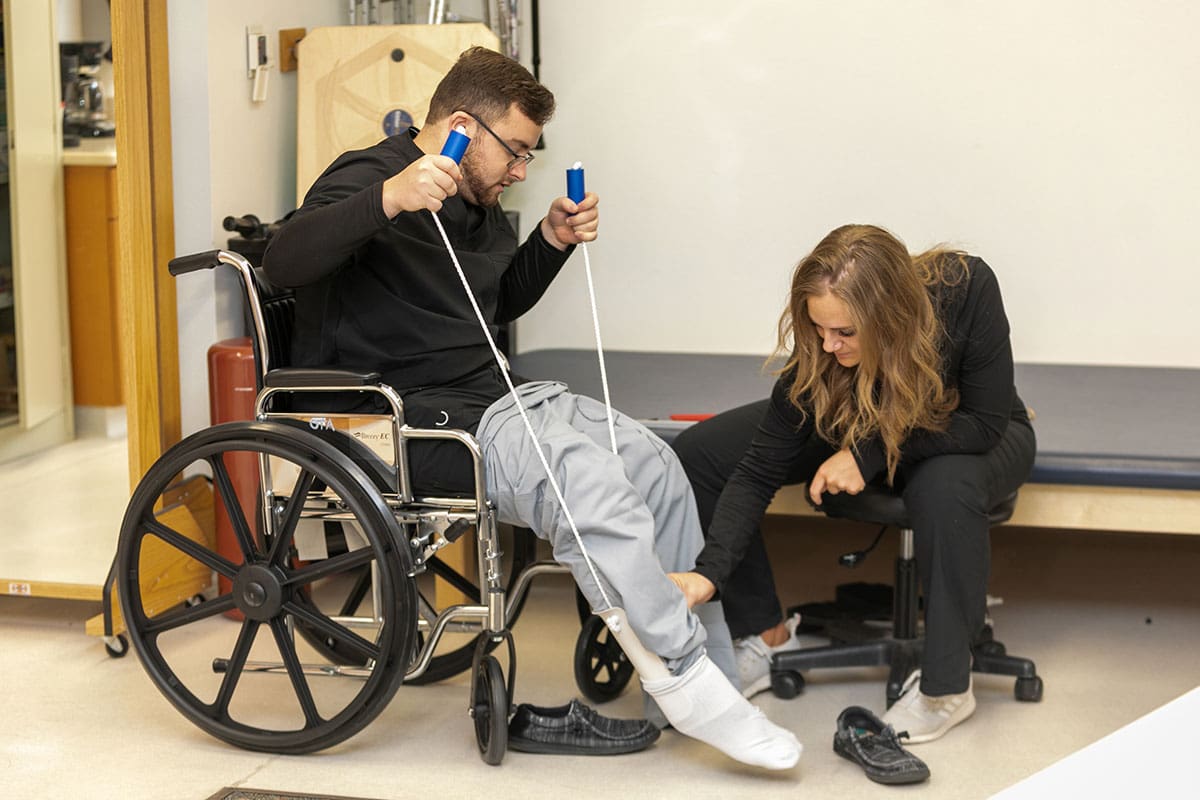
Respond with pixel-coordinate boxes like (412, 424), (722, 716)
(833, 705), (930, 785)
(508, 699), (660, 756)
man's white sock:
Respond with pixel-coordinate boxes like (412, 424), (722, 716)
(642, 655), (802, 769)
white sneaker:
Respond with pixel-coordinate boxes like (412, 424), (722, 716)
(881, 670), (976, 744)
(733, 614), (803, 698)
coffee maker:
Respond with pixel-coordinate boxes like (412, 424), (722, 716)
(60, 41), (115, 141)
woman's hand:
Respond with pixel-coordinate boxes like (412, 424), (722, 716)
(667, 571), (716, 608)
(809, 448), (866, 505)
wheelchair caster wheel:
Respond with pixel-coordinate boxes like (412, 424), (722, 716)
(574, 614), (634, 703)
(770, 669), (804, 699)
(1015, 675), (1044, 702)
(104, 634), (128, 658)
(472, 655), (508, 765)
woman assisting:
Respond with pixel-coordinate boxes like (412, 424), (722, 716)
(669, 223), (1035, 743)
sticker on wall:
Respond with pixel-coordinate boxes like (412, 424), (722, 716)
(383, 109), (415, 137)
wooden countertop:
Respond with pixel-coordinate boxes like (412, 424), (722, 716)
(62, 137), (117, 167)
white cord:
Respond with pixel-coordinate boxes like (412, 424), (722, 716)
(581, 242), (618, 456)
(431, 210), (615, 612)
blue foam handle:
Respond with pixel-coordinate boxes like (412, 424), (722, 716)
(441, 126), (470, 164)
(567, 165), (586, 204)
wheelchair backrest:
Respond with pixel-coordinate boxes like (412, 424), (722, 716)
(246, 268), (295, 393)
(168, 249), (485, 504)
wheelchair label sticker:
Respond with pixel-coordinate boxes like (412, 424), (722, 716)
(346, 418), (395, 463)
(294, 414), (396, 465)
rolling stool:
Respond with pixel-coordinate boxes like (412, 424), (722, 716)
(770, 484), (1044, 706)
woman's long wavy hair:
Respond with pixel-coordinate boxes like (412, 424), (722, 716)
(776, 224), (963, 482)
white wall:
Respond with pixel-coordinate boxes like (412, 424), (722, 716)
(167, 1), (1200, 436)
(506, 1), (1200, 368)
(168, 0), (342, 436)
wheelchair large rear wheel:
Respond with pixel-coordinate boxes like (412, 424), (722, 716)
(116, 420), (417, 754)
(291, 525), (539, 686)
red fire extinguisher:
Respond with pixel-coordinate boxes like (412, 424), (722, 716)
(207, 338), (258, 619)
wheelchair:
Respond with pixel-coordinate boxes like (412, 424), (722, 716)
(107, 249), (633, 764)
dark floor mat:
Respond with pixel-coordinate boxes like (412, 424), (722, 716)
(208, 790), (383, 800)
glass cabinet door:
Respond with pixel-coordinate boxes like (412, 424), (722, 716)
(0, 0), (72, 460)
(0, 3), (15, 427)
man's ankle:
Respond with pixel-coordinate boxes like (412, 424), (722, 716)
(760, 622), (790, 648)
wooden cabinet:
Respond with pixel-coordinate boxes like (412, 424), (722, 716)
(64, 163), (122, 407)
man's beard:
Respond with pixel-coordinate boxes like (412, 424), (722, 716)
(461, 150), (504, 208)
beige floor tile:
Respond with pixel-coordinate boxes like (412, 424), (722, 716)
(2, 438), (1199, 799)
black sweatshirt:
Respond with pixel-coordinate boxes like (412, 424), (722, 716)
(262, 129), (573, 429)
(693, 256), (1030, 594)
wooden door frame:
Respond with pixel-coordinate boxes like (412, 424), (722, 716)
(112, 0), (180, 483)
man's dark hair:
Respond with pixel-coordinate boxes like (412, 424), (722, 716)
(427, 46), (555, 126)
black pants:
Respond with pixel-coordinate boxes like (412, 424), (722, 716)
(671, 399), (1036, 695)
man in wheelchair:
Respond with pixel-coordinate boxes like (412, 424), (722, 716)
(261, 46), (800, 769)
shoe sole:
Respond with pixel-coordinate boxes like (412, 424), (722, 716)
(741, 672), (772, 698)
(507, 735), (658, 756)
(887, 694), (977, 744)
(833, 739), (930, 785)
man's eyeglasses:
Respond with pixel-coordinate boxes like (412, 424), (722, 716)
(465, 111), (535, 171)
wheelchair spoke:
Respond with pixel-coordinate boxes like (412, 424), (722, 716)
(142, 593), (237, 635)
(596, 636), (623, 662)
(285, 547), (376, 587)
(284, 600), (381, 663)
(268, 616), (322, 728)
(425, 555), (481, 602)
(144, 516), (239, 578)
(417, 590), (439, 624)
(266, 469), (318, 567)
(209, 453), (260, 561)
(213, 618), (262, 719)
(589, 658), (608, 681)
(334, 566), (372, 617)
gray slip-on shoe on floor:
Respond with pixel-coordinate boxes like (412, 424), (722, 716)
(508, 699), (660, 756)
(833, 705), (930, 785)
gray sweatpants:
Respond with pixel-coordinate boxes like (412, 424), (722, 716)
(477, 381), (735, 681)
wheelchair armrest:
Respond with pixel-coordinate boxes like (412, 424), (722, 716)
(264, 367), (383, 389)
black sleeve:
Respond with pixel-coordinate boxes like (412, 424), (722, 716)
(494, 224), (574, 324)
(853, 263), (1015, 481)
(262, 157), (391, 288)
(694, 376), (815, 594)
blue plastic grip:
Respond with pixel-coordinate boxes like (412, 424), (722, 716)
(566, 165), (586, 204)
(441, 126), (470, 164)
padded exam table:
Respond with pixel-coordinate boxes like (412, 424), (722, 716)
(509, 350), (1200, 502)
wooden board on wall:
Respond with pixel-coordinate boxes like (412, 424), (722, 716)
(295, 24), (499, 203)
